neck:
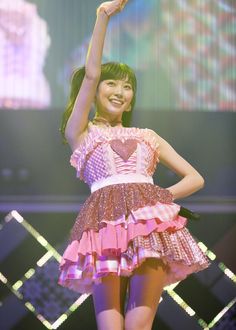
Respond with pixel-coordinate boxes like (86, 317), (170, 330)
(92, 115), (123, 127)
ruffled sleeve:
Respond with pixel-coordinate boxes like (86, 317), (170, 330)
(143, 128), (160, 157)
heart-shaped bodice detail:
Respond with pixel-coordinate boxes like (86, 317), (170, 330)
(110, 139), (138, 162)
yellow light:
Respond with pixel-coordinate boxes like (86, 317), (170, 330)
(12, 280), (23, 291)
(42, 320), (53, 329)
(69, 294), (90, 312)
(6, 211), (62, 262)
(25, 268), (35, 279)
(208, 297), (236, 328)
(37, 251), (53, 267)
(219, 262), (236, 282)
(207, 251), (216, 261)
(0, 272), (8, 284)
(25, 302), (35, 312)
(51, 314), (68, 329)
(198, 242), (207, 252)
(198, 319), (208, 328)
(37, 235), (48, 247)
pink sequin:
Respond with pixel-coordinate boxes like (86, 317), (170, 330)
(109, 139), (138, 162)
(58, 122), (210, 294)
(69, 182), (174, 242)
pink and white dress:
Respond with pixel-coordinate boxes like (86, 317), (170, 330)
(58, 121), (210, 293)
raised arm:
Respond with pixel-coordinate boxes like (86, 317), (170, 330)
(157, 135), (205, 201)
(65, 1), (128, 150)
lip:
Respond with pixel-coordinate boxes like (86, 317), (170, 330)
(109, 98), (124, 105)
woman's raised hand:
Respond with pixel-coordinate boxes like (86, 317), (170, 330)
(97, 0), (128, 17)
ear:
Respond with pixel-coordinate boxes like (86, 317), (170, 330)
(125, 105), (132, 112)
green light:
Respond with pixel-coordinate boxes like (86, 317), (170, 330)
(208, 298), (236, 328)
(9, 210), (61, 262)
(25, 302), (35, 312)
(37, 251), (53, 267)
(37, 235), (48, 247)
(6, 210), (235, 330)
(167, 290), (197, 317)
(206, 251), (216, 261)
(198, 241), (207, 252)
(25, 268), (35, 279)
(69, 294), (90, 312)
(51, 314), (68, 329)
(218, 262), (236, 282)
(198, 319), (208, 328)
(42, 320), (53, 329)
(198, 245), (236, 283)
(12, 280), (23, 291)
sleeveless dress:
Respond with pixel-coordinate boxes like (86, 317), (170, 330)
(58, 121), (210, 293)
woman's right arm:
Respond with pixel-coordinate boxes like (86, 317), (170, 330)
(65, 1), (128, 150)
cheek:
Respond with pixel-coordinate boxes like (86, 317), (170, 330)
(127, 91), (134, 102)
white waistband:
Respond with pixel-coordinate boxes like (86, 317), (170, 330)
(90, 174), (154, 193)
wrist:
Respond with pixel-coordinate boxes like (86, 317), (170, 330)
(96, 6), (110, 19)
(165, 188), (175, 202)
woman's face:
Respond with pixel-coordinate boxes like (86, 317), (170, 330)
(95, 78), (134, 120)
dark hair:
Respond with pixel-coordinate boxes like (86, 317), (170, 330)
(60, 62), (137, 143)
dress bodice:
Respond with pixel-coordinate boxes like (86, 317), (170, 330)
(70, 121), (160, 189)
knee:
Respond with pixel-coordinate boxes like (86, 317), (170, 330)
(125, 314), (152, 330)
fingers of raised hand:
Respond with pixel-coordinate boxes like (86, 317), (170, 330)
(119, 0), (128, 11)
(99, 0), (128, 17)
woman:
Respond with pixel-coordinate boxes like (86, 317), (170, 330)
(59, 1), (210, 329)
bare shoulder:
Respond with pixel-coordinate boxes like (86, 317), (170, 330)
(145, 128), (165, 145)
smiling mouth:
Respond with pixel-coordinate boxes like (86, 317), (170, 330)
(109, 99), (124, 106)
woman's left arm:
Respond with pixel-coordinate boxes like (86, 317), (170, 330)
(157, 134), (205, 201)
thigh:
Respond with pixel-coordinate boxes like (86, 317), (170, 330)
(125, 258), (167, 330)
(92, 274), (128, 330)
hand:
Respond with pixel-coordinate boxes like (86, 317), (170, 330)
(97, 0), (128, 17)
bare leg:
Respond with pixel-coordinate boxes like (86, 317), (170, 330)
(92, 274), (128, 330)
(125, 258), (167, 330)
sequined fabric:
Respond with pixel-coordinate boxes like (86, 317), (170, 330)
(110, 139), (138, 161)
(58, 121), (210, 294)
(70, 182), (173, 242)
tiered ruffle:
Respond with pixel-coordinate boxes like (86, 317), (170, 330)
(59, 183), (210, 293)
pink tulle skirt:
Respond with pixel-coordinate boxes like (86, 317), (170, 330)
(58, 183), (210, 293)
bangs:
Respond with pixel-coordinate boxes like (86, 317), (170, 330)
(100, 62), (137, 91)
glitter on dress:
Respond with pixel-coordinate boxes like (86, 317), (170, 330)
(58, 121), (210, 293)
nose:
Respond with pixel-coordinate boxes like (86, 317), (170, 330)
(114, 85), (123, 98)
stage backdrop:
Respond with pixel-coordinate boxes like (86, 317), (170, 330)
(0, 0), (235, 111)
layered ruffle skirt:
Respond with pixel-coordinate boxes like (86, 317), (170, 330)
(58, 183), (210, 293)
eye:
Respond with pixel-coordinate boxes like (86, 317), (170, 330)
(124, 84), (132, 90)
(107, 81), (115, 86)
